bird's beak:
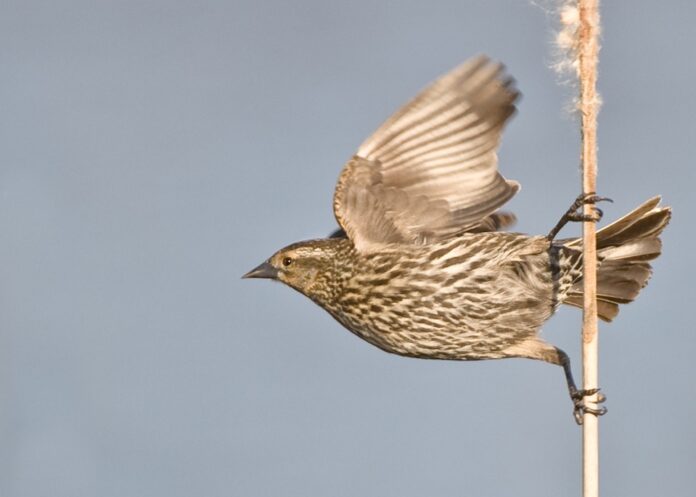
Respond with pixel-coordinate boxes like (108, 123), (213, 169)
(242, 261), (279, 280)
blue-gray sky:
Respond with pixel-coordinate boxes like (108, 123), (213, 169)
(1, 1), (694, 496)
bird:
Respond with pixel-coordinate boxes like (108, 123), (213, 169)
(243, 55), (671, 423)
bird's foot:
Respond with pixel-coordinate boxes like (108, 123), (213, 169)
(570, 387), (608, 425)
(547, 192), (613, 240)
(565, 192), (611, 223)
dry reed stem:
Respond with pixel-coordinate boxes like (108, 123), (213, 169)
(577, 0), (601, 496)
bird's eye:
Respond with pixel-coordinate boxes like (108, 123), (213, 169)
(282, 257), (293, 267)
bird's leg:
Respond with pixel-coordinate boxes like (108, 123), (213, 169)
(547, 192), (613, 241)
(557, 348), (607, 425)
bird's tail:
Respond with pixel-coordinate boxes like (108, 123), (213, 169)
(561, 196), (671, 322)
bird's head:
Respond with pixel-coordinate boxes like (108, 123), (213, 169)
(243, 238), (349, 300)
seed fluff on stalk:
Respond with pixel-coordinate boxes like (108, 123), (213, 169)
(244, 55), (671, 423)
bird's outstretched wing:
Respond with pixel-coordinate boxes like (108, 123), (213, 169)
(333, 55), (520, 253)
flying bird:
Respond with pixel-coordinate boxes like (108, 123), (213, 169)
(244, 55), (671, 423)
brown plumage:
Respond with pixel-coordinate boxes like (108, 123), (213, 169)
(244, 56), (671, 423)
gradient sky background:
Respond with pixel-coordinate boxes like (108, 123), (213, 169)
(2, 1), (694, 496)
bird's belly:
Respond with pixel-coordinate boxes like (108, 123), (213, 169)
(328, 238), (557, 360)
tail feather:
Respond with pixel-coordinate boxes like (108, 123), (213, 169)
(563, 295), (621, 321)
(562, 196), (671, 322)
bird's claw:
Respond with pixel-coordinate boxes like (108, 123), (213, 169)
(573, 403), (608, 425)
(570, 387), (608, 425)
(568, 192), (613, 224)
(547, 192), (613, 240)
(576, 192), (613, 205)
